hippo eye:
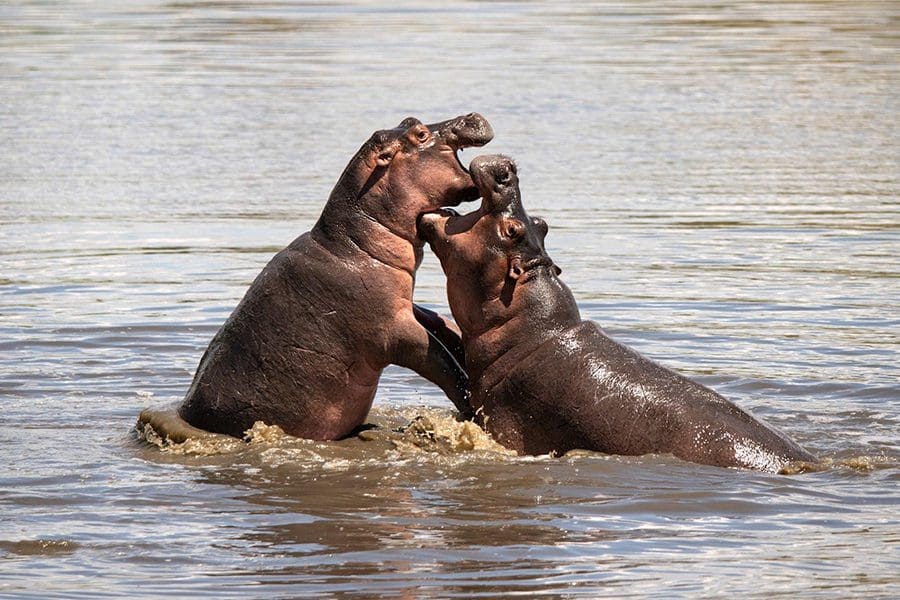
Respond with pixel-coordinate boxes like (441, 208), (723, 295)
(496, 168), (511, 185)
(412, 125), (432, 144)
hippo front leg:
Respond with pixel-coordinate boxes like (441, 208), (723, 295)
(412, 303), (466, 367)
(392, 316), (473, 420)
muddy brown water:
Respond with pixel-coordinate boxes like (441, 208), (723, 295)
(1, 1), (898, 597)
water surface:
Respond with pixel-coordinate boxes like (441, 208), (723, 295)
(1, 1), (898, 597)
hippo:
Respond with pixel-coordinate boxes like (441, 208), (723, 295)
(142, 114), (493, 441)
(418, 154), (818, 472)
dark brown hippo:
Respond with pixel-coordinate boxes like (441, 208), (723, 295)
(418, 154), (818, 472)
(142, 114), (492, 441)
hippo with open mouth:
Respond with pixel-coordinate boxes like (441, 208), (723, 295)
(141, 114), (492, 441)
(418, 154), (818, 472)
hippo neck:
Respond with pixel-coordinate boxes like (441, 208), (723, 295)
(464, 269), (582, 382)
(312, 185), (422, 276)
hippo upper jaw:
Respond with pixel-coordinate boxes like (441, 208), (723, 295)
(427, 113), (494, 204)
(427, 113), (494, 151)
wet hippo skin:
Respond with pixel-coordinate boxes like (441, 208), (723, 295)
(166, 114), (493, 440)
(419, 154), (818, 471)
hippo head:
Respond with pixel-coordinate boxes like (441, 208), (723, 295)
(419, 154), (560, 334)
(334, 113), (493, 241)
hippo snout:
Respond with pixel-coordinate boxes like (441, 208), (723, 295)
(428, 113), (494, 148)
(452, 112), (494, 147)
(469, 154), (518, 192)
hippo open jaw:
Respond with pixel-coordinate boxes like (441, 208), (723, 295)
(454, 147), (470, 174)
(413, 113), (493, 227)
(427, 112), (493, 177)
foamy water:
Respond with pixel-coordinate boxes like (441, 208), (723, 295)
(2, 1), (898, 597)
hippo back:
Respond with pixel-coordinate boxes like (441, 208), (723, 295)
(480, 321), (816, 471)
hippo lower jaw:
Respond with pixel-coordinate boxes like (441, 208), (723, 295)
(416, 208), (456, 244)
(452, 146), (471, 174)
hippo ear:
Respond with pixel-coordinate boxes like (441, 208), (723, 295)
(532, 216), (549, 240)
(375, 146), (396, 167)
(508, 257), (523, 280)
(368, 130), (397, 167)
(374, 138), (402, 167)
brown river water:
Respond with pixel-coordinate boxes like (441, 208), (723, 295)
(2, 1), (898, 597)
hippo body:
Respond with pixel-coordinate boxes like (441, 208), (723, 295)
(476, 317), (812, 471)
(178, 232), (387, 440)
(420, 155), (817, 471)
(154, 114), (493, 440)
